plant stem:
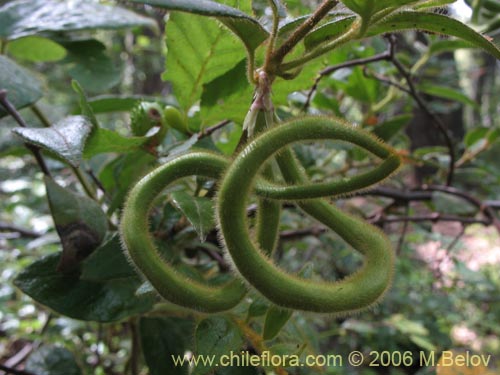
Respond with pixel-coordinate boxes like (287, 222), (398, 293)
(264, 0), (281, 72)
(269, 0), (339, 73)
(280, 22), (360, 72)
(30, 104), (51, 127)
(0, 90), (51, 177)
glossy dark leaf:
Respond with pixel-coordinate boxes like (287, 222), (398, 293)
(0, 0), (156, 40)
(14, 235), (155, 322)
(63, 40), (122, 93)
(26, 346), (82, 375)
(0, 55), (42, 117)
(12, 115), (92, 167)
(45, 177), (107, 273)
(140, 317), (194, 375)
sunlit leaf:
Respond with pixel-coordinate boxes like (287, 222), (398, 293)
(130, 0), (268, 51)
(6, 36), (67, 62)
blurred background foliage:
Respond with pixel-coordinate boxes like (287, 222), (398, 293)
(0, 0), (500, 374)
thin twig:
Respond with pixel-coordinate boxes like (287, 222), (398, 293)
(385, 36), (456, 186)
(396, 204), (410, 254)
(372, 213), (490, 226)
(304, 49), (392, 111)
(0, 90), (51, 177)
(269, 0), (339, 72)
(0, 223), (41, 238)
(198, 119), (231, 139)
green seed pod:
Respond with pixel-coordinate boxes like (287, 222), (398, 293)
(163, 105), (189, 134)
(130, 102), (164, 137)
(217, 116), (400, 314)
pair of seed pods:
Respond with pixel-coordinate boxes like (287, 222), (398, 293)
(120, 116), (400, 314)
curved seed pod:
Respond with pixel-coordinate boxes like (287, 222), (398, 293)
(217, 116), (400, 313)
(120, 151), (246, 313)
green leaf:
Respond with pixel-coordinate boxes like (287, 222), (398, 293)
(0, 0), (156, 40)
(83, 127), (151, 159)
(372, 114), (412, 141)
(63, 39), (122, 93)
(428, 39), (476, 55)
(367, 11), (500, 60)
(26, 346), (82, 375)
(164, 10), (246, 113)
(72, 95), (175, 115)
(6, 36), (67, 62)
(304, 16), (357, 51)
(72, 80), (98, 127)
(130, 0), (268, 51)
(44, 176), (108, 273)
(194, 316), (244, 375)
(99, 151), (156, 214)
(12, 115), (92, 167)
(171, 191), (215, 241)
(419, 84), (479, 109)
(409, 334), (436, 351)
(263, 306), (293, 341)
(14, 235), (155, 322)
(247, 299), (269, 319)
(200, 59), (252, 125)
(0, 55), (42, 118)
(140, 317), (194, 375)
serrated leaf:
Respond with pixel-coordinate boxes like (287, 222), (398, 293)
(6, 35), (67, 62)
(26, 346), (82, 375)
(0, 0), (156, 40)
(194, 316), (244, 375)
(164, 11), (246, 113)
(0, 55), (42, 118)
(304, 16), (357, 51)
(201, 59), (252, 125)
(140, 317), (194, 375)
(171, 191), (215, 241)
(45, 176), (108, 273)
(12, 115), (92, 167)
(419, 83), (479, 109)
(372, 114), (412, 141)
(14, 235), (155, 322)
(367, 11), (500, 59)
(263, 306), (293, 340)
(130, 0), (268, 51)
